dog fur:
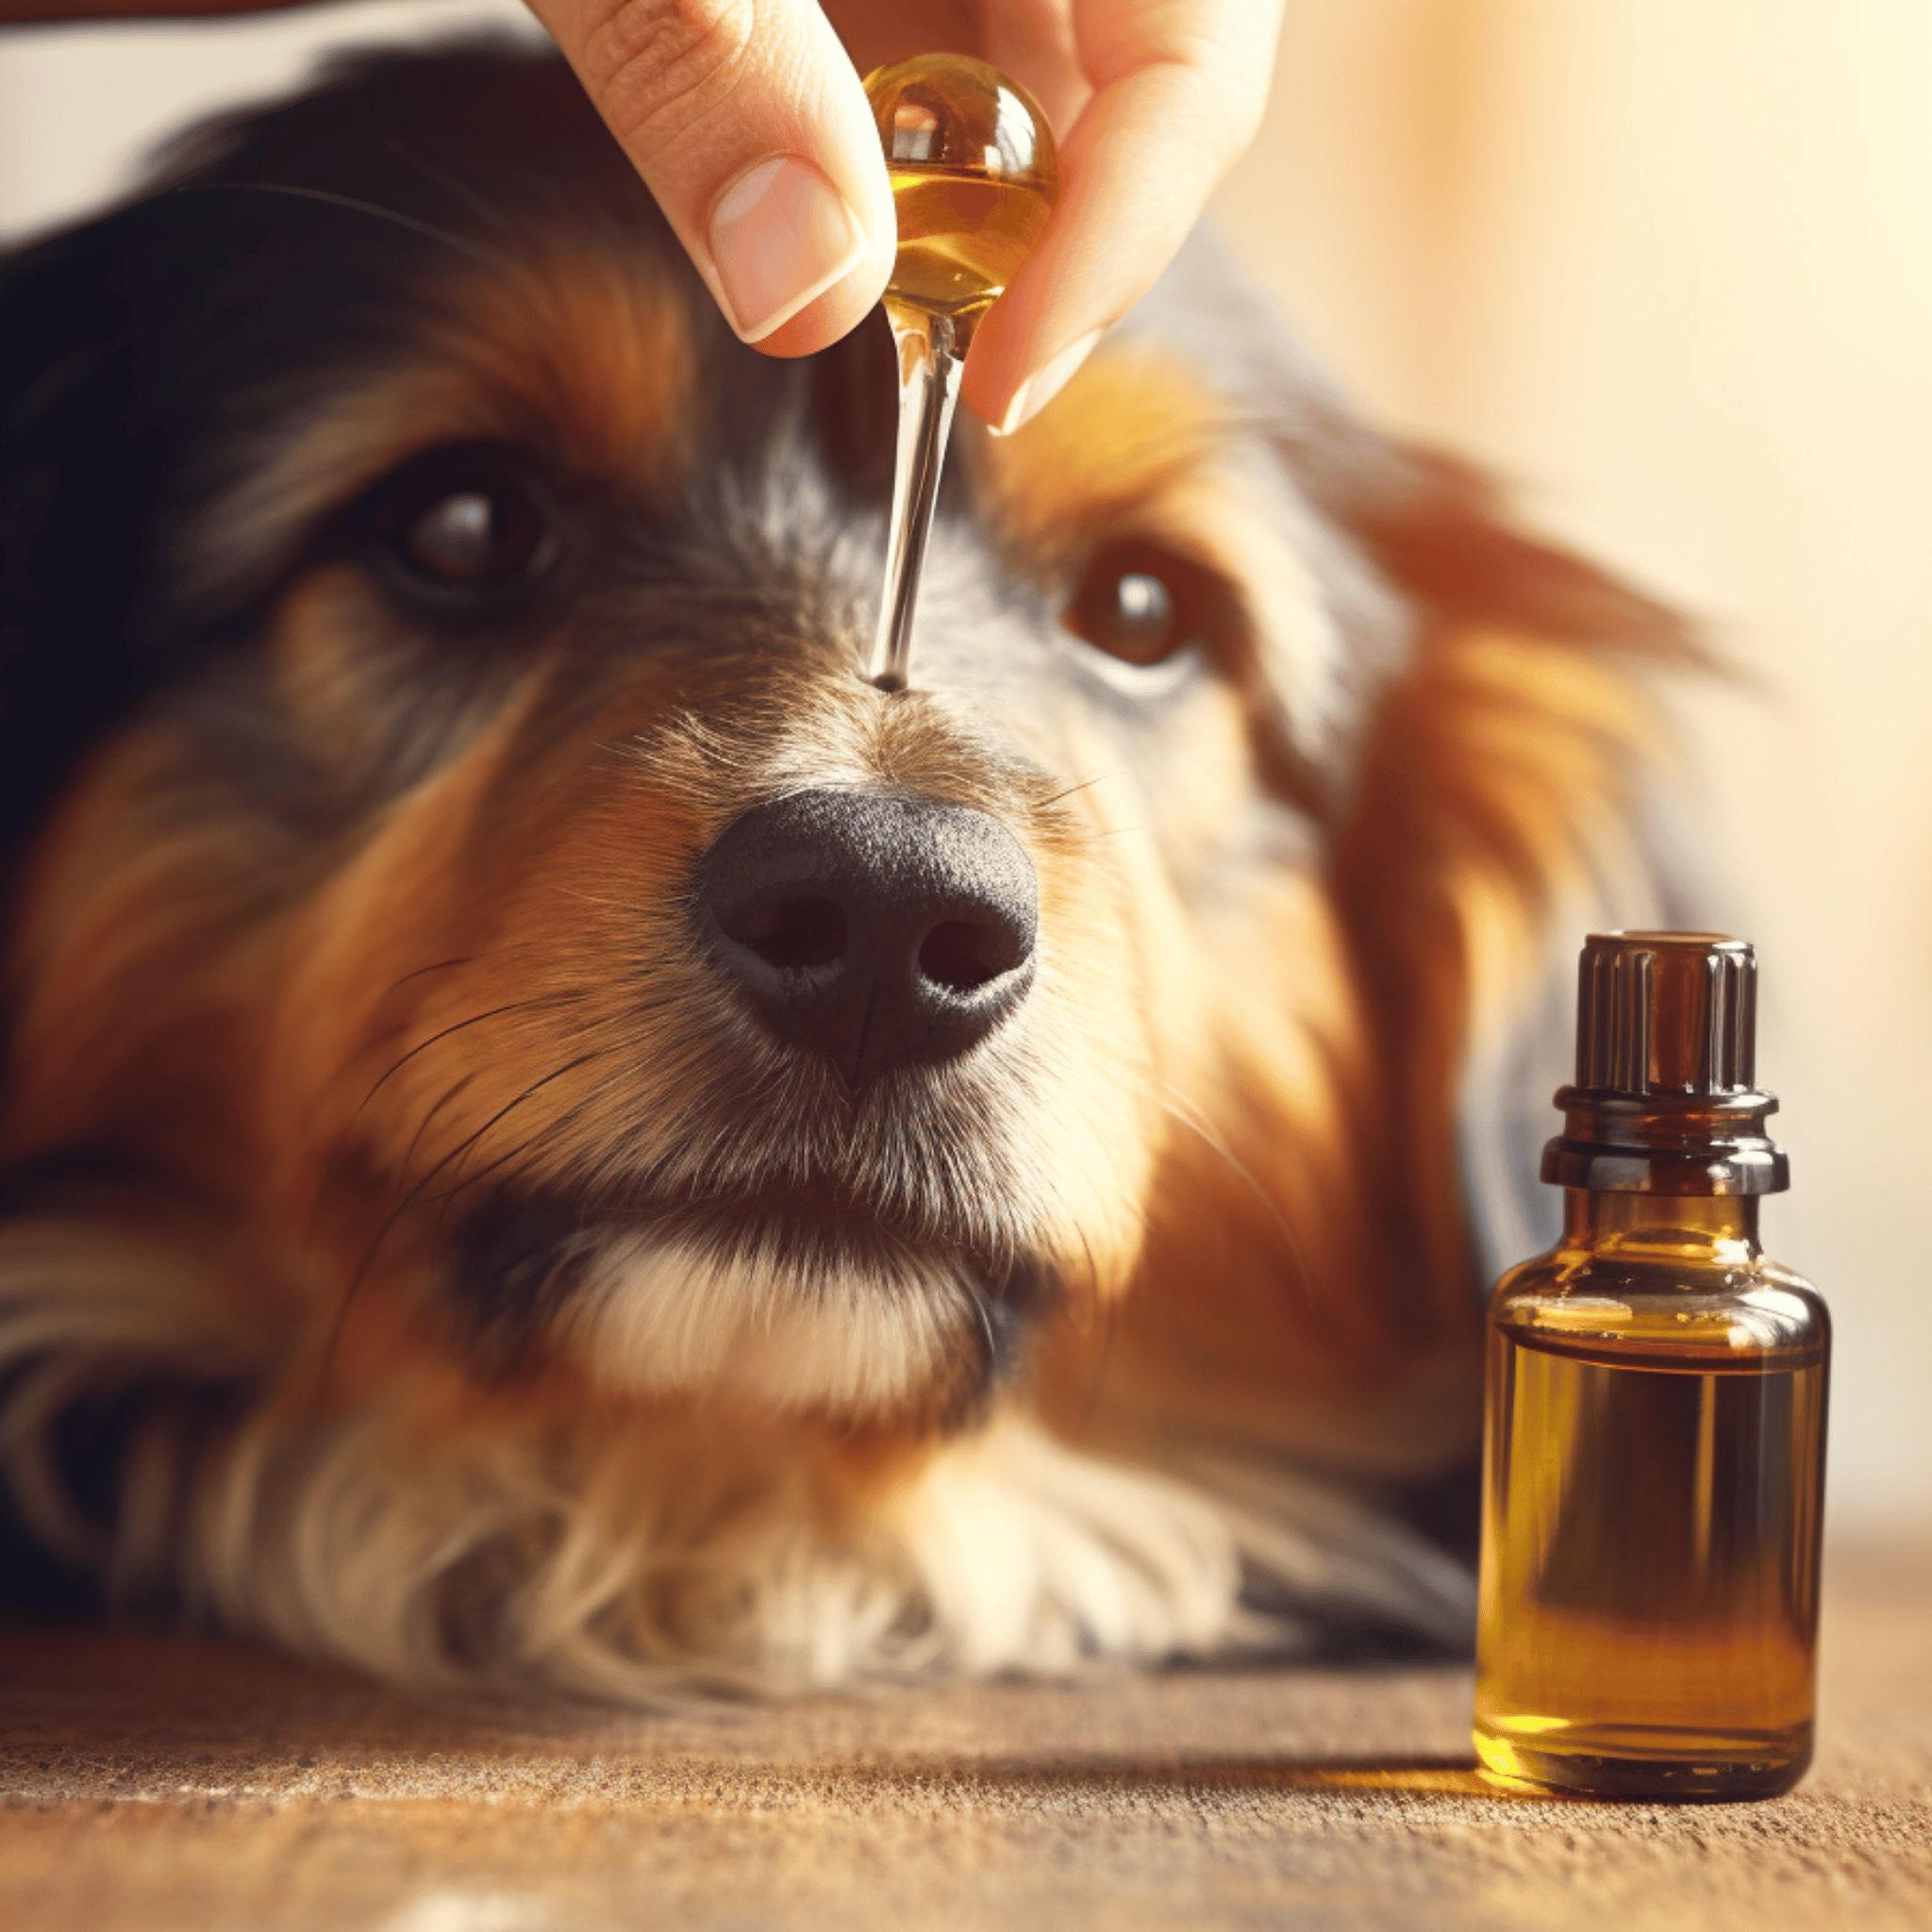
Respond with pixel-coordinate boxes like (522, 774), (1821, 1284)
(0, 41), (1690, 1699)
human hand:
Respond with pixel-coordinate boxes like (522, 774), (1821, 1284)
(521, 0), (1286, 433)
(1, 0), (1286, 434)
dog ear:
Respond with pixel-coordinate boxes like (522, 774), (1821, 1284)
(1323, 441), (1703, 1329)
(0, 42), (616, 882)
(0, 208), (188, 875)
(0, 175), (337, 874)
(1344, 445), (1691, 660)
(0, 176), (409, 883)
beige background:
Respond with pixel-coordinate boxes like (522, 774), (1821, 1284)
(1, 0), (1925, 1528)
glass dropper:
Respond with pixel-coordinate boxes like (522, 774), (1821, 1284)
(861, 55), (1060, 691)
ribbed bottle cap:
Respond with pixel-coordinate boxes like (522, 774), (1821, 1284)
(1543, 931), (1789, 1194)
(1575, 931), (1757, 1096)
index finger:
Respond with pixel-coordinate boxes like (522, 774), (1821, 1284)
(960, 0), (1284, 434)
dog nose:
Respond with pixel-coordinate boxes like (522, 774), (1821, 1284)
(692, 791), (1038, 1088)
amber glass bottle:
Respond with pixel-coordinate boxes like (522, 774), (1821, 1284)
(1474, 933), (1829, 1800)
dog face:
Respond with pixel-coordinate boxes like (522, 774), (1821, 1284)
(0, 43), (1687, 1687)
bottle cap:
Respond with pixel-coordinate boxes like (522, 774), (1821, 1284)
(1575, 930), (1757, 1094)
(1542, 931), (1790, 1194)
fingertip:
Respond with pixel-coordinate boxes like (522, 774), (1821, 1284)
(704, 149), (893, 351)
(960, 0), (1290, 425)
(538, 0), (897, 358)
(986, 328), (1104, 437)
(727, 64), (899, 356)
(745, 233), (894, 358)
(958, 290), (1033, 429)
(962, 244), (1100, 433)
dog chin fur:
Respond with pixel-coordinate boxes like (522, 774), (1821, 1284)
(0, 41), (1695, 1701)
(560, 1234), (994, 1417)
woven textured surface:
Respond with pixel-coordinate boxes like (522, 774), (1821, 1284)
(2, 1541), (1927, 1931)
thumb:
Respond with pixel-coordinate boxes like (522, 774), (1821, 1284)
(525, 0), (894, 355)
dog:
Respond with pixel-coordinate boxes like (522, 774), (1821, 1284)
(0, 40), (1689, 1699)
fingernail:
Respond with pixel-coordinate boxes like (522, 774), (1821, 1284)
(992, 329), (1105, 437)
(707, 156), (869, 344)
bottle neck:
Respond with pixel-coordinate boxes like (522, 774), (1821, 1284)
(1563, 1188), (1761, 1259)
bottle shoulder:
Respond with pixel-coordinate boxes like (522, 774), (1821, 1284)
(1490, 1244), (1828, 1371)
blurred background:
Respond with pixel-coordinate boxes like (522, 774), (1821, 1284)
(1, 0), (1924, 1533)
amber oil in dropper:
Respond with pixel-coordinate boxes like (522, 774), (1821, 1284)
(861, 55), (1059, 690)
(1474, 933), (1828, 1800)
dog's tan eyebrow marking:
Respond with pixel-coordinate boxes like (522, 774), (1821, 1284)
(422, 245), (698, 483)
(175, 244), (698, 610)
(975, 350), (1243, 566)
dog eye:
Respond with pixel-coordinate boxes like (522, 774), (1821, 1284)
(1065, 540), (1225, 669)
(402, 488), (545, 585)
(352, 445), (559, 600)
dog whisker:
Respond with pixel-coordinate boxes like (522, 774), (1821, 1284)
(315, 1050), (611, 1405)
(1158, 1087), (1316, 1310)
(1070, 1225), (1121, 1440)
(168, 180), (506, 267)
(378, 135), (516, 241)
(1031, 772), (1120, 811)
(386, 957), (475, 994)
(427, 1059), (617, 1211)
(417, 1051), (610, 1205)
(1046, 824), (1144, 850)
(555, 887), (655, 915)
(305, 988), (593, 1246)
(355, 991), (592, 1122)
(398, 1074), (477, 1198)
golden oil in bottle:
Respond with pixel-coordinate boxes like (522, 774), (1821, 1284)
(1474, 933), (1829, 1801)
(865, 54), (1058, 347)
